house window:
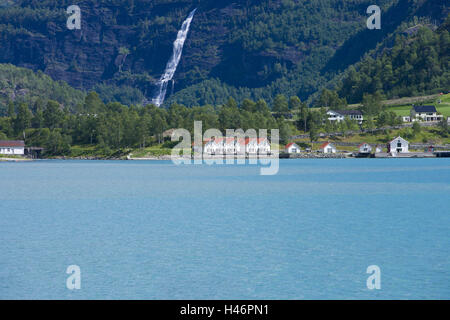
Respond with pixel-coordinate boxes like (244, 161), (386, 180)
(397, 141), (402, 148)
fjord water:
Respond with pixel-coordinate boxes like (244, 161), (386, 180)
(1, 159), (449, 299)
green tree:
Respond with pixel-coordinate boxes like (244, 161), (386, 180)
(84, 92), (104, 113)
(412, 121), (421, 137)
(309, 124), (318, 147)
(361, 93), (383, 116)
(14, 103), (32, 135)
(288, 96), (301, 111)
(255, 99), (271, 116)
(43, 100), (64, 129)
(273, 94), (289, 113)
(317, 89), (346, 108)
(241, 98), (256, 112)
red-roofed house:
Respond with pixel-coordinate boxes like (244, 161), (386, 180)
(203, 138), (223, 155)
(0, 140), (25, 155)
(202, 136), (271, 155)
(223, 137), (236, 155)
(285, 142), (301, 154)
(257, 137), (271, 154)
(319, 142), (336, 154)
(358, 143), (372, 153)
(236, 137), (271, 155)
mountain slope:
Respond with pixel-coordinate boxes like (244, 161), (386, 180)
(0, 0), (448, 107)
(337, 19), (450, 103)
(0, 63), (85, 115)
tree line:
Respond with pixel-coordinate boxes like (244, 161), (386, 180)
(0, 93), (301, 155)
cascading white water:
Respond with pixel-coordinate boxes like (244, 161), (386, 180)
(152, 8), (197, 107)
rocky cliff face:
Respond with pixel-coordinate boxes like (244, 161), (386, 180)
(0, 0), (447, 105)
(0, 1), (253, 94)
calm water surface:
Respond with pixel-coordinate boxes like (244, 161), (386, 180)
(0, 159), (449, 299)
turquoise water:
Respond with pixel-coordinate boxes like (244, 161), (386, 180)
(0, 159), (449, 299)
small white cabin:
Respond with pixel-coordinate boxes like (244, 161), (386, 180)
(285, 142), (301, 154)
(257, 138), (271, 154)
(203, 138), (223, 155)
(358, 143), (372, 153)
(319, 142), (337, 154)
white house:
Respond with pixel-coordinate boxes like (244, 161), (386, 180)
(327, 110), (345, 122)
(257, 138), (271, 154)
(223, 138), (236, 155)
(241, 138), (258, 154)
(285, 142), (301, 154)
(358, 143), (372, 153)
(402, 116), (412, 123)
(235, 137), (271, 155)
(203, 137), (271, 155)
(319, 142), (337, 153)
(203, 138), (223, 155)
(410, 105), (443, 122)
(327, 110), (364, 124)
(387, 136), (409, 154)
(0, 140), (25, 155)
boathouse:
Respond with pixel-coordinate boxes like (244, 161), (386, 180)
(387, 136), (409, 154)
(358, 143), (372, 153)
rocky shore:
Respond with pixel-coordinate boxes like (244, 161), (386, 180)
(0, 157), (33, 162)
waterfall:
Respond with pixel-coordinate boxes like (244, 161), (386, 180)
(152, 8), (197, 107)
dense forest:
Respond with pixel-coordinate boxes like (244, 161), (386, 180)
(0, 92), (305, 155)
(337, 16), (450, 103)
(0, 0), (447, 106)
(0, 64), (85, 115)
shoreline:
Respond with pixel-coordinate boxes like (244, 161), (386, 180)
(13, 152), (449, 161)
(0, 157), (33, 162)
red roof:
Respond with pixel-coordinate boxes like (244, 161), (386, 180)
(319, 142), (330, 149)
(236, 137), (267, 145)
(285, 142), (296, 148)
(200, 137), (268, 146)
(358, 142), (368, 148)
(0, 140), (25, 147)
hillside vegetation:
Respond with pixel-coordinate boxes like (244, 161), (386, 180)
(0, 63), (85, 115)
(338, 16), (450, 103)
(0, 0), (447, 106)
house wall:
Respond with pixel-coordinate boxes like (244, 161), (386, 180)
(258, 142), (271, 154)
(286, 145), (300, 153)
(359, 144), (372, 153)
(0, 147), (24, 155)
(389, 140), (409, 153)
(321, 145), (336, 153)
(204, 139), (271, 154)
(410, 109), (442, 122)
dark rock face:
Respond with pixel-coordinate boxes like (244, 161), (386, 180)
(1, 0), (445, 105)
(0, 0), (302, 94)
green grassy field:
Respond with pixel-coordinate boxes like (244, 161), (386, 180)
(130, 145), (173, 158)
(385, 93), (450, 117)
